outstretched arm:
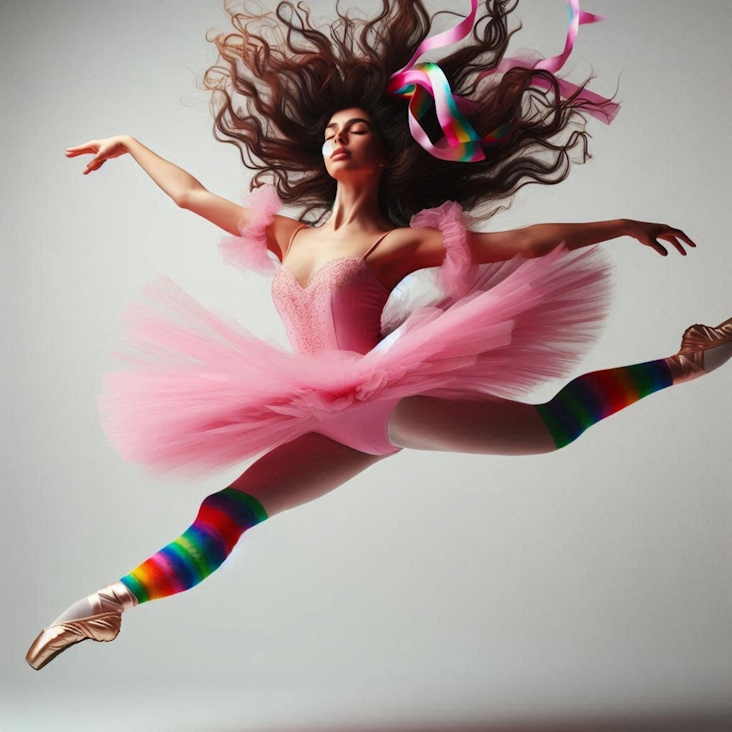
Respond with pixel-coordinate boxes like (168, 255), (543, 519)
(467, 218), (697, 262)
(464, 222), (632, 264)
(519, 218), (697, 258)
(120, 137), (301, 258)
(65, 135), (301, 260)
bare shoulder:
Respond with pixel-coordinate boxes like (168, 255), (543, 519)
(370, 225), (448, 289)
(266, 214), (308, 262)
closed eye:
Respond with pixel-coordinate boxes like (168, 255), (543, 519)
(325, 131), (366, 141)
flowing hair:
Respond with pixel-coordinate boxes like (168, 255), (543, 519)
(201, 0), (621, 226)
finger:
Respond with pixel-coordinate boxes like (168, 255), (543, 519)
(65, 142), (96, 156)
(658, 234), (686, 256)
(670, 229), (696, 248)
(83, 158), (102, 174)
(643, 236), (667, 256)
(67, 149), (96, 159)
(650, 239), (668, 256)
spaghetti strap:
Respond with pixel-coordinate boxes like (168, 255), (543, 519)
(360, 230), (392, 261)
(284, 223), (308, 259)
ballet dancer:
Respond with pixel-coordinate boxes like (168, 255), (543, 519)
(27, 0), (731, 670)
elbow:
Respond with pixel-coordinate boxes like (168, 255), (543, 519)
(175, 190), (190, 209)
(521, 232), (540, 259)
(522, 234), (564, 259)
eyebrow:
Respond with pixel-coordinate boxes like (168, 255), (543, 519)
(324, 117), (372, 132)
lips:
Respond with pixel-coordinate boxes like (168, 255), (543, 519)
(331, 149), (350, 160)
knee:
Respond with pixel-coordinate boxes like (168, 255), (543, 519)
(532, 402), (582, 451)
(196, 487), (270, 530)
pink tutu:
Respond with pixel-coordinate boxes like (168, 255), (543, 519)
(97, 184), (615, 481)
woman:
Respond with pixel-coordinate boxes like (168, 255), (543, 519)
(26, 0), (730, 670)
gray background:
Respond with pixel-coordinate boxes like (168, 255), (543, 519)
(2, 0), (731, 729)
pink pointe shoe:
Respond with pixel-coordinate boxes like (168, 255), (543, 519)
(668, 316), (732, 384)
(26, 582), (137, 671)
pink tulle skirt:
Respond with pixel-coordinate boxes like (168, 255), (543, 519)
(96, 239), (614, 481)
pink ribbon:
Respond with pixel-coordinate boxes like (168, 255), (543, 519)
(385, 0), (620, 162)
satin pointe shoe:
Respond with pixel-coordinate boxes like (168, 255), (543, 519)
(667, 316), (732, 384)
(26, 582), (137, 671)
(26, 613), (122, 671)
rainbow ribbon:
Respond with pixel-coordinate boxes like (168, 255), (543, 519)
(385, 0), (621, 162)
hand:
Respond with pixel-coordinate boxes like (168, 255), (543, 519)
(65, 136), (130, 175)
(626, 219), (697, 257)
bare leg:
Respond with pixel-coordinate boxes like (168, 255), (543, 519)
(387, 394), (558, 455)
(119, 432), (389, 605)
(387, 340), (732, 455)
(53, 433), (384, 611)
(27, 433), (389, 669)
(229, 431), (390, 517)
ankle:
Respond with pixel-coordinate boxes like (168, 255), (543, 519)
(95, 581), (139, 613)
(664, 354), (705, 385)
(50, 582), (138, 626)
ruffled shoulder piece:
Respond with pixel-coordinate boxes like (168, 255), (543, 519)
(409, 200), (478, 300)
(218, 183), (283, 276)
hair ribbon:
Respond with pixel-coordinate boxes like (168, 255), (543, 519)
(385, 0), (620, 162)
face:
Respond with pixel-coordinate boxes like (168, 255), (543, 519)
(322, 107), (387, 180)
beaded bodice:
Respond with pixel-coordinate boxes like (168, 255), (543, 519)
(271, 254), (391, 356)
(219, 185), (478, 358)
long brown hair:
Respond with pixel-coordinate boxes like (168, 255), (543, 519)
(202, 0), (620, 227)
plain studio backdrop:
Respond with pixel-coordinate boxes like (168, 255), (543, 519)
(2, 0), (731, 730)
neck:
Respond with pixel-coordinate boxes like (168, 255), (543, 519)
(327, 177), (389, 233)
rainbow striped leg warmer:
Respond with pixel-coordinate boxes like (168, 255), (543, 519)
(120, 487), (268, 604)
(534, 357), (679, 449)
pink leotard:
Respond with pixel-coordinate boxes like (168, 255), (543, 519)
(271, 224), (403, 456)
